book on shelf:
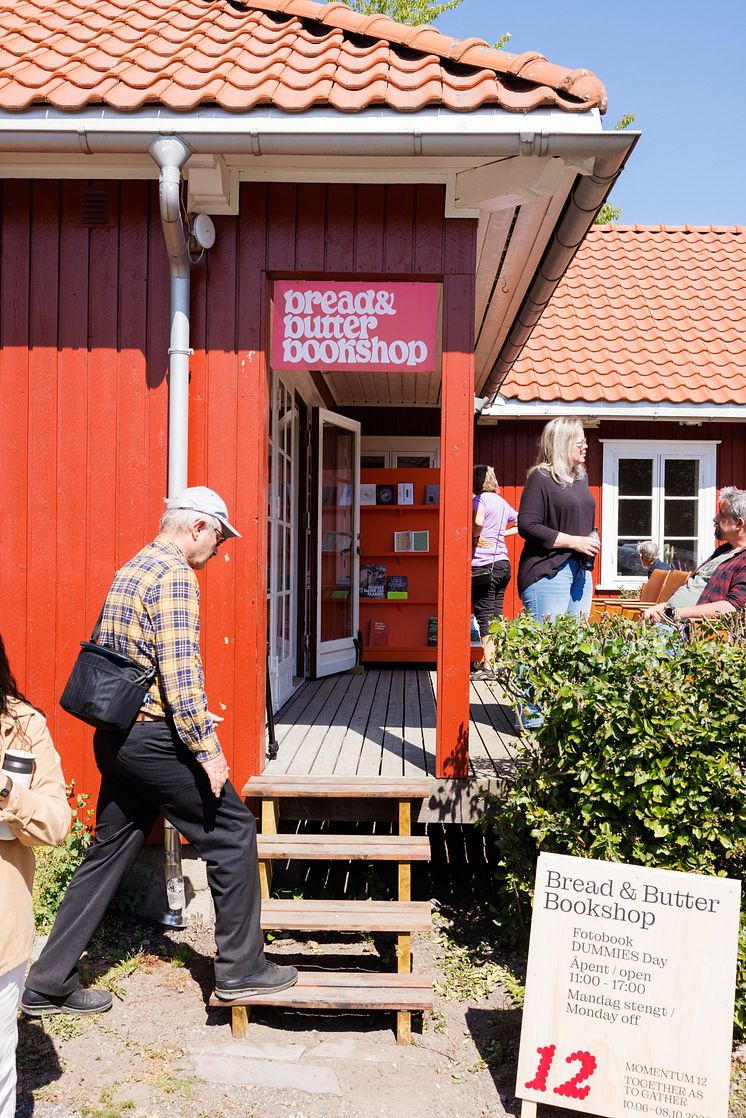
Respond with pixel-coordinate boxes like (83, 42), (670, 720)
(331, 587), (351, 599)
(376, 484), (396, 506)
(368, 619), (388, 647)
(386, 575), (408, 600)
(424, 484), (440, 505)
(359, 483), (376, 506)
(359, 563), (386, 598)
(393, 529), (430, 553)
(337, 483), (353, 506)
(397, 482), (414, 505)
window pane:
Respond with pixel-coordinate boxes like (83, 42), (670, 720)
(619, 459), (653, 497)
(664, 459), (698, 497)
(395, 455), (431, 468)
(618, 498), (653, 537)
(663, 539), (698, 571)
(361, 454), (386, 469)
(617, 542), (645, 576)
(664, 500), (697, 537)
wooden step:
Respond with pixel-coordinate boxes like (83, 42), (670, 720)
(260, 898), (432, 933)
(209, 971), (433, 1011)
(256, 833), (431, 861)
(243, 775), (429, 800)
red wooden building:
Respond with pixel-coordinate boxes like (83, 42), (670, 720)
(0, 0), (636, 789)
(474, 224), (746, 618)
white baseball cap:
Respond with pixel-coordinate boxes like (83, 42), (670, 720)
(168, 486), (241, 539)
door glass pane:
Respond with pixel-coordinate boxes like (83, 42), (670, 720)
(664, 500), (697, 537)
(619, 459), (653, 496)
(320, 424), (354, 643)
(664, 459), (698, 497)
(618, 499), (653, 537)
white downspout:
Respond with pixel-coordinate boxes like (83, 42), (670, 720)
(149, 135), (192, 927)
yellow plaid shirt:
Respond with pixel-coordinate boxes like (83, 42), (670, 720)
(98, 534), (221, 761)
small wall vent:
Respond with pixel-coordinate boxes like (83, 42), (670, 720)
(81, 190), (111, 227)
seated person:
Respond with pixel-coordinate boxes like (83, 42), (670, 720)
(644, 487), (746, 624)
(637, 540), (671, 578)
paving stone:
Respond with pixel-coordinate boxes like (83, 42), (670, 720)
(191, 1054), (341, 1095)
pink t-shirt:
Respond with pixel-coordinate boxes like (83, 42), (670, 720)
(472, 492), (517, 565)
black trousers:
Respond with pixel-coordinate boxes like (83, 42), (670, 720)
(471, 559), (511, 637)
(27, 719), (266, 996)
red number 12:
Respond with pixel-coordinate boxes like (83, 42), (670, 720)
(525, 1045), (597, 1100)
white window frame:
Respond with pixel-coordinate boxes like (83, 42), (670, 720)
(600, 440), (718, 589)
(360, 436), (440, 468)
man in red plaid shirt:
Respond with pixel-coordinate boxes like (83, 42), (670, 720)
(644, 486), (746, 624)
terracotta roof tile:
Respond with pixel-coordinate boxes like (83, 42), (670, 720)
(500, 227), (746, 407)
(0, 0), (607, 114)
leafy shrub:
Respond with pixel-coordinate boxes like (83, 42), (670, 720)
(484, 613), (746, 1034)
(33, 791), (93, 932)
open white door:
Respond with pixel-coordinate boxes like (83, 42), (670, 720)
(312, 409), (360, 678)
(267, 375), (299, 710)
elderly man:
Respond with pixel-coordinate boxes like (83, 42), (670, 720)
(644, 486), (746, 624)
(22, 487), (297, 1016)
(637, 540), (671, 578)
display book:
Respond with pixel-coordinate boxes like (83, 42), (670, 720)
(358, 466), (478, 663)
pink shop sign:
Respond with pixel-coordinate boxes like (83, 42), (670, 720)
(272, 281), (439, 373)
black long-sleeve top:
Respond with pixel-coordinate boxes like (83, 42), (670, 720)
(517, 469), (596, 596)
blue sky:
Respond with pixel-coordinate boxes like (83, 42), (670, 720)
(435, 0), (745, 227)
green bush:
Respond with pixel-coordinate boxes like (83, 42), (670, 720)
(484, 613), (746, 1034)
(33, 791), (93, 933)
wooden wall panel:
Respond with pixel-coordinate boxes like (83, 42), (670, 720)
(0, 179), (473, 794)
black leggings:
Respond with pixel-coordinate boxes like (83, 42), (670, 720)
(471, 560), (511, 637)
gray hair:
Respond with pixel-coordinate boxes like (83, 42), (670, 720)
(637, 540), (659, 563)
(160, 503), (220, 536)
(719, 486), (746, 522)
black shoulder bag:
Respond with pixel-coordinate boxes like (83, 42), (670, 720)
(60, 610), (156, 732)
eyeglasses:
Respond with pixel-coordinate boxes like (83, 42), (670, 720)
(212, 526), (225, 545)
(576, 440), (588, 448)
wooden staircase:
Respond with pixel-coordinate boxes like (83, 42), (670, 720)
(209, 775), (433, 1044)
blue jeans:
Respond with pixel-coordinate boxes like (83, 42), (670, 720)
(520, 557), (593, 622)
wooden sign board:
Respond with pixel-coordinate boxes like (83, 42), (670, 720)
(517, 853), (741, 1118)
(271, 281), (439, 373)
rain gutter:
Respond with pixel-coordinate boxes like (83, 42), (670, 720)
(481, 398), (746, 422)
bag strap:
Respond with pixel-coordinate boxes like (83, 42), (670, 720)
(89, 606), (105, 644)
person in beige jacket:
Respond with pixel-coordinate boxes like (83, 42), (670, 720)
(0, 634), (70, 1118)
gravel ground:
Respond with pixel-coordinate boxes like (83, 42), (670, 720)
(15, 829), (746, 1118)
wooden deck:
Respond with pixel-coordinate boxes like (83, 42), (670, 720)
(264, 669), (519, 821)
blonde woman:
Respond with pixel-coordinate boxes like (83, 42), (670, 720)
(471, 465), (518, 677)
(517, 418), (600, 620)
(0, 634), (70, 1118)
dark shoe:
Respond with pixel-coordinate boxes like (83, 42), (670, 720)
(214, 961), (299, 1001)
(470, 667), (495, 681)
(21, 986), (113, 1017)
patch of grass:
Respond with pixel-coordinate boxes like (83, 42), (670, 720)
(79, 948), (144, 999)
(168, 943), (200, 969)
(149, 1072), (197, 1099)
(37, 1013), (86, 1042)
(434, 921), (525, 1006)
(79, 1087), (135, 1118)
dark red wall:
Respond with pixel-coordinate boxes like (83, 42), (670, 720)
(0, 179), (475, 794)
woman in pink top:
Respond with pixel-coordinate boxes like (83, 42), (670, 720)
(471, 465), (518, 678)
